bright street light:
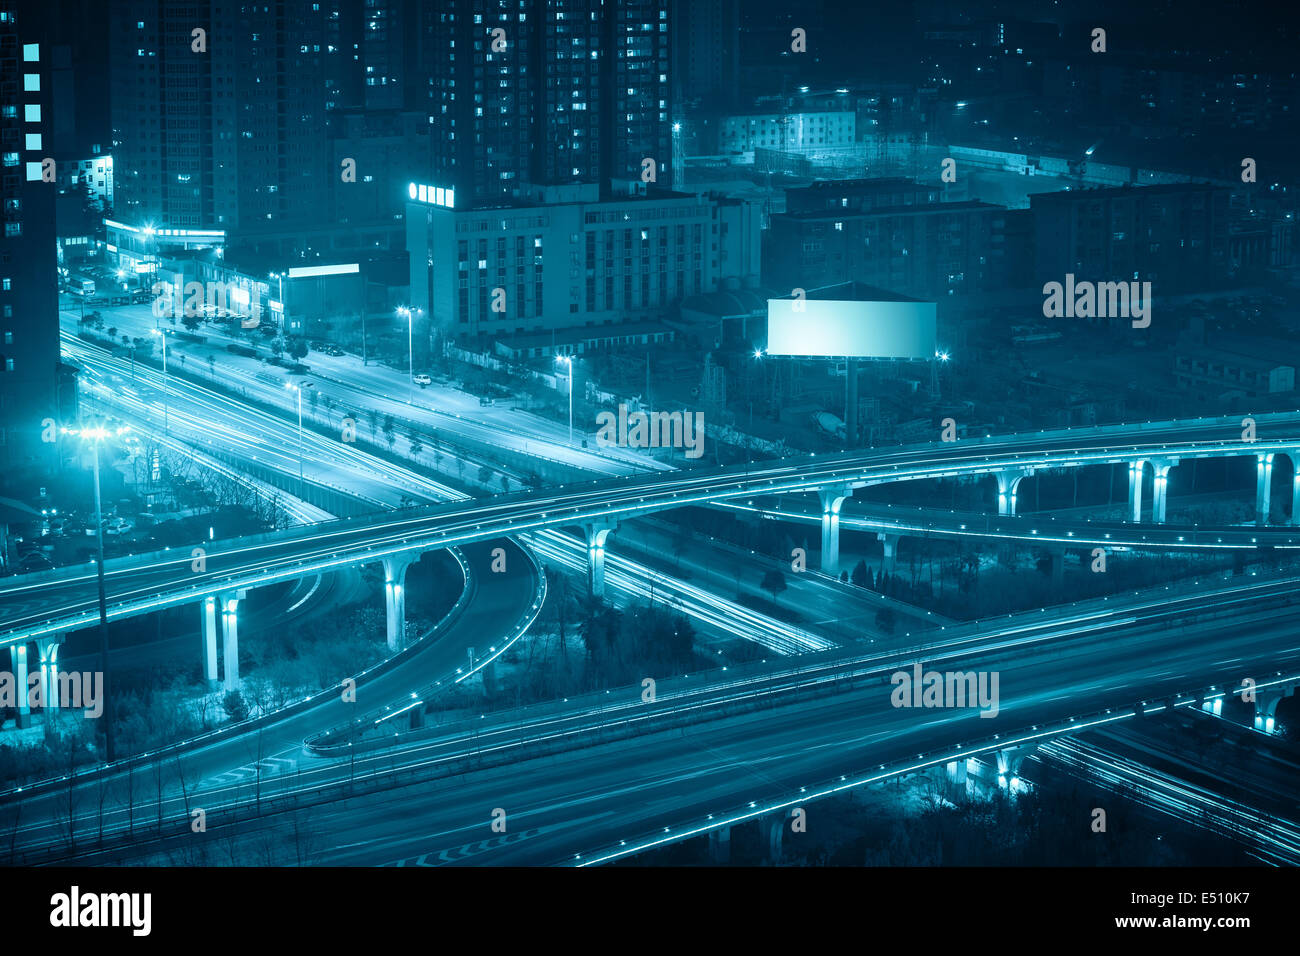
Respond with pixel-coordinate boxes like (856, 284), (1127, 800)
(60, 422), (131, 764)
(285, 382), (312, 491)
(149, 328), (170, 434)
(397, 306), (422, 389)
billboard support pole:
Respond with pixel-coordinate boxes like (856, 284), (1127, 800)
(845, 358), (858, 448)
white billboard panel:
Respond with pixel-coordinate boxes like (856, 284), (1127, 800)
(766, 298), (936, 359)
(287, 263), (360, 279)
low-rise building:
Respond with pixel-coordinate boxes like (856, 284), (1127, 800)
(407, 181), (754, 348)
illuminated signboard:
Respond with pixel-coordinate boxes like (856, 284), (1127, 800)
(408, 181), (455, 209)
(766, 297), (936, 360)
(286, 263), (360, 279)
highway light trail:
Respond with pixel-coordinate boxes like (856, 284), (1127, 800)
(1039, 738), (1300, 865)
(61, 333), (838, 656)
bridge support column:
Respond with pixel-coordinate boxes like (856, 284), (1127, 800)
(818, 483), (853, 575)
(584, 522), (617, 599)
(995, 744), (1037, 790)
(1048, 547), (1066, 587)
(1150, 458), (1177, 524)
(707, 825), (731, 863)
(1257, 453), (1274, 526)
(877, 532), (899, 575)
(383, 554), (418, 652)
(36, 636), (64, 717)
(1253, 684), (1295, 735)
(219, 590), (247, 693)
(1127, 460), (1148, 522)
(201, 596), (219, 683)
(766, 817), (784, 863)
(1290, 459), (1300, 527)
(945, 758), (970, 800)
(995, 470), (1029, 516)
(10, 642), (30, 728)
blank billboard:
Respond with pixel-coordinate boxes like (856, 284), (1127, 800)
(766, 298), (936, 359)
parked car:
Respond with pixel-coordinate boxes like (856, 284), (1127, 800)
(413, 373), (432, 387)
(103, 517), (134, 536)
(17, 551), (55, 574)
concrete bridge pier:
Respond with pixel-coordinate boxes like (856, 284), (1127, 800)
(766, 816), (785, 863)
(382, 554), (418, 651)
(995, 744), (1037, 789)
(9, 642), (30, 727)
(877, 532), (899, 575)
(972, 744), (1037, 794)
(1290, 462), (1300, 527)
(1048, 547), (1066, 587)
(36, 635), (63, 717)
(219, 589), (247, 692)
(945, 757), (970, 800)
(201, 596), (219, 683)
(818, 483), (854, 575)
(584, 521), (617, 598)
(707, 825), (731, 863)
(1257, 453), (1274, 526)
(1254, 683), (1296, 734)
(996, 469), (1029, 516)
(1127, 459), (1148, 522)
(1150, 458), (1178, 524)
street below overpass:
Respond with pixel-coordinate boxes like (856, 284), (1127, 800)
(10, 570), (1300, 866)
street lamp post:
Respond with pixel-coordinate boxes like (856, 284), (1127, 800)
(397, 306), (414, 387)
(556, 355), (573, 444)
(150, 328), (169, 435)
(61, 424), (129, 764)
(285, 382), (308, 492)
(269, 272), (285, 338)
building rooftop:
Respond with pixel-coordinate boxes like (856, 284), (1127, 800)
(1029, 182), (1228, 203)
(781, 200), (1004, 220)
(769, 282), (927, 303)
(681, 288), (776, 317)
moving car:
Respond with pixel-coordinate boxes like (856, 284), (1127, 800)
(413, 372), (432, 386)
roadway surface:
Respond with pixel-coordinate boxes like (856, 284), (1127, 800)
(9, 569), (1300, 864)
(719, 500), (1300, 551)
(14, 577), (1300, 866)
(8, 396), (1300, 646)
(63, 299), (667, 477)
(63, 334), (878, 656)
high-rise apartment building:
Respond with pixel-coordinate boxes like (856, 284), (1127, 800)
(108, 0), (333, 235)
(426, 0), (672, 210)
(0, 1), (59, 478)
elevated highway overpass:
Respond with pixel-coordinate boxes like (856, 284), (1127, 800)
(6, 410), (1300, 661)
(10, 567), (1300, 866)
